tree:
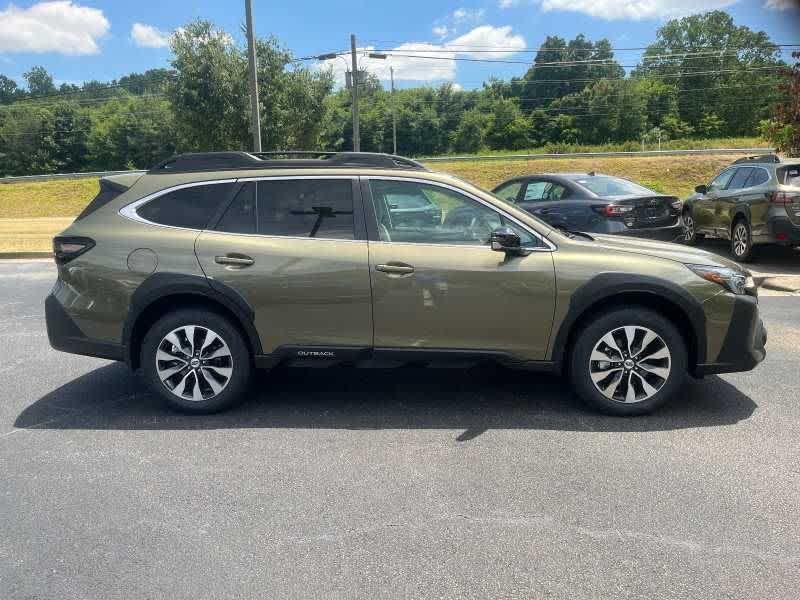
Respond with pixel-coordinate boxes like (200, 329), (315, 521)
(0, 75), (22, 104)
(23, 66), (56, 97)
(697, 112), (725, 137)
(761, 52), (800, 156)
(453, 109), (487, 153)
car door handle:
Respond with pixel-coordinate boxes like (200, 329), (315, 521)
(215, 254), (254, 267)
(376, 263), (414, 275)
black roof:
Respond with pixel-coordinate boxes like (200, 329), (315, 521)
(731, 154), (781, 165)
(148, 151), (429, 174)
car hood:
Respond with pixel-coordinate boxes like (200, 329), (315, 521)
(588, 234), (745, 271)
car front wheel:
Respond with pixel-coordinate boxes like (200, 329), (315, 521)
(569, 308), (687, 415)
(141, 309), (252, 413)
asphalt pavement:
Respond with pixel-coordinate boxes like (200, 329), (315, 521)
(0, 260), (798, 599)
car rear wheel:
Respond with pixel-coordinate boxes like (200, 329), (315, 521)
(569, 308), (687, 415)
(141, 309), (252, 413)
(731, 218), (754, 262)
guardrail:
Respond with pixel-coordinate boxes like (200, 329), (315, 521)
(0, 147), (772, 183)
(420, 147), (772, 162)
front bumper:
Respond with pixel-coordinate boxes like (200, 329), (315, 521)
(45, 292), (124, 361)
(695, 294), (766, 376)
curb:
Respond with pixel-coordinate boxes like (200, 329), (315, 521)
(754, 275), (800, 293)
(0, 252), (53, 260)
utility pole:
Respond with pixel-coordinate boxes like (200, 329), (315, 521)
(245, 0), (261, 152)
(350, 33), (360, 152)
(390, 66), (397, 155)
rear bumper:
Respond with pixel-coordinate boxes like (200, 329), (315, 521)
(695, 295), (766, 376)
(766, 216), (800, 245)
(45, 292), (124, 361)
(616, 223), (685, 243)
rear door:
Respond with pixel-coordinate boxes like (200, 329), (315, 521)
(517, 178), (589, 231)
(195, 176), (373, 355)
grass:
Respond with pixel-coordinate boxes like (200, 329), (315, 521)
(427, 153), (745, 199)
(0, 151), (757, 252)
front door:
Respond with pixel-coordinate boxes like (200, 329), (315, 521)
(696, 167), (735, 235)
(364, 177), (556, 362)
(195, 177), (373, 355)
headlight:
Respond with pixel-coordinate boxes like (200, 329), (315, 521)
(687, 264), (755, 296)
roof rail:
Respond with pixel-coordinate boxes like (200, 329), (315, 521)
(148, 151), (429, 173)
(732, 154), (781, 165)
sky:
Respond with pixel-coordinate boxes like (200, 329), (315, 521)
(0, 0), (799, 90)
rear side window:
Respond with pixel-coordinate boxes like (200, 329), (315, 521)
(726, 168), (754, 190)
(256, 179), (354, 239)
(137, 183), (234, 229)
(75, 180), (123, 221)
(745, 168), (769, 187)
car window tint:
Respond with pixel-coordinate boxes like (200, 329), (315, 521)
(256, 179), (354, 239)
(781, 166), (800, 186)
(523, 181), (548, 201)
(709, 169), (735, 190)
(369, 179), (538, 247)
(727, 168), (754, 190)
(493, 181), (522, 203)
(745, 168), (769, 187)
(137, 183), (234, 229)
(215, 183), (256, 234)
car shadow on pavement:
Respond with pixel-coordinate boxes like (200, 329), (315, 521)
(15, 362), (757, 440)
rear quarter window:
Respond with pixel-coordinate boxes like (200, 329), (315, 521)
(779, 166), (800, 187)
(137, 183), (235, 229)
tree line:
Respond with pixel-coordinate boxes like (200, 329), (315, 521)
(0, 11), (794, 176)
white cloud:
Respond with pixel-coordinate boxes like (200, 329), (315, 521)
(538, 0), (739, 20)
(764, 0), (797, 10)
(0, 1), (109, 55)
(316, 25), (526, 85)
(432, 25), (450, 39)
(498, 0), (522, 7)
(131, 22), (169, 48)
(453, 7), (486, 23)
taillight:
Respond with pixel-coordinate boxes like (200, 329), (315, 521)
(770, 192), (800, 205)
(604, 204), (634, 217)
(53, 236), (95, 264)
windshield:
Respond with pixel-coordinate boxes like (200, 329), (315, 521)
(574, 176), (657, 197)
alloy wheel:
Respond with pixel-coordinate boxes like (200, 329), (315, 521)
(156, 325), (233, 401)
(683, 213), (695, 242)
(733, 223), (749, 258)
(588, 325), (671, 404)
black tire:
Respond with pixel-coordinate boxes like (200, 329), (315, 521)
(682, 209), (700, 245)
(569, 307), (687, 416)
(140, 308), (252, 413)
(730, 217), (754, 262)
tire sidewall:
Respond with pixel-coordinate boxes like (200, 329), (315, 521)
(141, 309), (252, 413)
(569, 308), (687, 415)
(731, 218), (753, 262)
(682, 209), (697, 245)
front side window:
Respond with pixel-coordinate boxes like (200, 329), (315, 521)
(369, 179), (538, 247)
(709, 169), (735, 191)
(493, 181), (522, 203)
(137, 182), (235, 229)
(253, 179), (355, 239)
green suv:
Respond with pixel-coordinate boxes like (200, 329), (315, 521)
(683, 154), (800, 261)
(46, 152), (766, 415)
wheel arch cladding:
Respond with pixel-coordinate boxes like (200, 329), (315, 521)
(123, 272), (262, 369)
(552, 273), (706, 373)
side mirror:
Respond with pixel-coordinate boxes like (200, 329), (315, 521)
(491, 227), (528, 255)
(695, 184), (708, 195)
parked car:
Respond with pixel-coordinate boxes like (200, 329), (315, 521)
(683, 154), (800, 261)
(46, 152), (765, 416)
(492, 172), (684, 242)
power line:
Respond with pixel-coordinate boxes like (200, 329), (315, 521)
(362, 39), (800, 52)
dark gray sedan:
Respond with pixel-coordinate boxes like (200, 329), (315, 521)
(492, 172), (684, 241)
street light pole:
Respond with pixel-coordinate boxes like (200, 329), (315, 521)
(245, 0), (261, 152)
(350, 34), (360, 152)
(390, 66), (397, 155)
